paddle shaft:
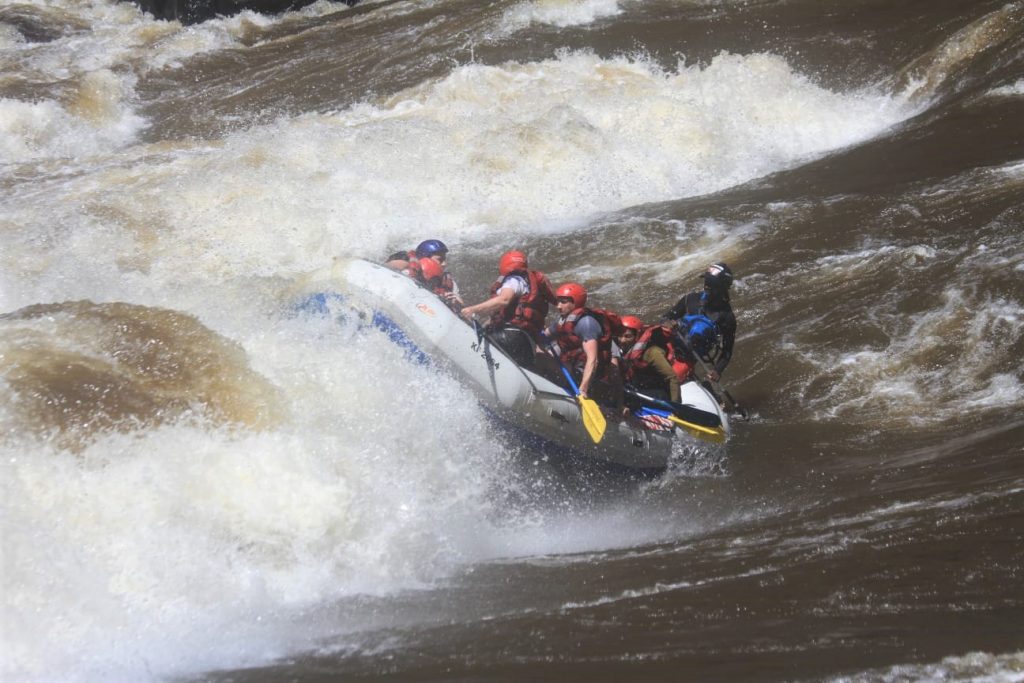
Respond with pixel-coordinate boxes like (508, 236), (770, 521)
(695, 357), (747, 419)
(623, 386), (722, 429)
(635, 406), (726, 444)
(676, 330), (748, 420)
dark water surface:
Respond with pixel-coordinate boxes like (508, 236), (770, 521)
(1, 0), (1022, 681)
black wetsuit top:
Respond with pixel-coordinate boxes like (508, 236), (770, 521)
(665, 291), (737, 377)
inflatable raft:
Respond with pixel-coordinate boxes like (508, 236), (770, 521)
(294, 259), (728, 473)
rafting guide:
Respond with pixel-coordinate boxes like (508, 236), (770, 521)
(665, 262), (737, 383)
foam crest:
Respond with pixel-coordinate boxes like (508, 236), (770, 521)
(188, 50), (906, 265)
(986, 77), (1024, 98)
(141, 11), (275, 70)
(894, 2), (1024, 102)
(0, 70), (145, 163)
(792, 246), (1024, 425)
(1, 0), (360, 79)
(4, 50), (914, 298)
(501, 0), (623, 30)
(2, 1), (163, 83)
(0, 0), (321, 164)
(827, 650), (1024, 683)
(0, 22), (24, 48)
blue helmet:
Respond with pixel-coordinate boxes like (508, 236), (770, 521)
(415, 239), (449, 259)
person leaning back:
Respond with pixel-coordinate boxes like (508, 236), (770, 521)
(386, 239), (463, 309)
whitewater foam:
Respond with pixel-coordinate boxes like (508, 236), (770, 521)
(828, 650), (1024, 683)
(789, 250), (1024, 426)
(3, 50), (917, 308)
(0, 69), (146, 163)
(501, 0), (624, 30)
(986, 77), (1024, 98)
(0, 309), (516, 681)
(0, 0), (356, 165)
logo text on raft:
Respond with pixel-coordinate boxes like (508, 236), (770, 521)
(470, 341), (500, 369)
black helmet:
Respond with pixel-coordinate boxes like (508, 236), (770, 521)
(415, 239), (448, 259)
(702, 262), (734, 292)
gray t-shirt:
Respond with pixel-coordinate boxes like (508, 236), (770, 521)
(549, 313), (603, 356)
(571, 315), (602, 342)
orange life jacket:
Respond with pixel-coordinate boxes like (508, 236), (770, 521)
(487, 269), (554, 337)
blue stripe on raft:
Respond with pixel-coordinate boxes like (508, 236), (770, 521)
(293, 292), (431, 366)
(370, 309), (432, 367)
(294, 291), (346, 316)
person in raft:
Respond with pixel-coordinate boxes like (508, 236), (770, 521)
(542, 282), (626, 417)
(616, 315), (683, 403)
(385, 239), (463, 309)
(459, 250), (556, 368)
(664, 261), (737, 383)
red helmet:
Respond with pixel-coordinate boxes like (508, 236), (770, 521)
(419, 256), (444, 282)
(498, 250), (528, 276)
(620, 315), (644, 332)
(555, 282), (587, 308)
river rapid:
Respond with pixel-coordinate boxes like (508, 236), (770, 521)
(2, 0), (1023, 681)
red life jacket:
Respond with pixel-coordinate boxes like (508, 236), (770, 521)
(555, 307), (616, 369)
(622, 325), (675, 382)
(404, 257), (456, 298)
(428, 272), (457, 299)
(487, 269), (554, 337)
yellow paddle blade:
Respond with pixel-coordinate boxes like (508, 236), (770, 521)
(667, 414), (728, 444)
(577, 395), (607, 443)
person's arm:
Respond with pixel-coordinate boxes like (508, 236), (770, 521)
(664, 294), (688, 321)
(578, 338), (599, 398)
(443, 277), (464, 306)
(711, 311), (736, 379)
(460, 287), (515, 320)
(536, 320), (557, 353)
(644, 347), (681, 402)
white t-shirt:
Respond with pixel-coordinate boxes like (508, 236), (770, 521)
(498, 273), (529, 298)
